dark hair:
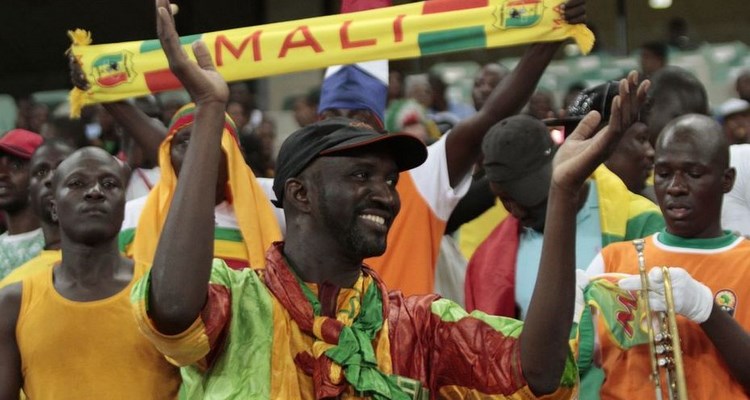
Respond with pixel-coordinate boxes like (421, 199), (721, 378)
(46, 117), (88, 149)
(641, 41), (669, 61)
(567, 81), (587, 94)
(304, 87), (321, 107)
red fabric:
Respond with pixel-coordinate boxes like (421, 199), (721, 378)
(257, 243), (531, 396)
(387, 291), (528, 395)
(464, 216), (521, 317)
(422, 0), (488, 14)
(200, 283), (232, 369)
(386, 292), (441, 387)
(0, 129), (43, 159)
(340, 0), (391, 13)
(223, 258), (249, 270)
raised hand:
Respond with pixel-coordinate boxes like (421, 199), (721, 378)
(156, 0), (228, 105)
(562, 0), (586, 25)
(552, 71), (649, 193)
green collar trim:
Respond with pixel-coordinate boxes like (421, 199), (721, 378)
(657, 230), (739, 250)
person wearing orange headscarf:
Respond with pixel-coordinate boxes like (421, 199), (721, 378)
(119, 103), (281, 269)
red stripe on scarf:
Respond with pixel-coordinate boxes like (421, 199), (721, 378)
(144, 69), (181, 93)
(422, 0), (488, 14)
(340, 0), (391, 13)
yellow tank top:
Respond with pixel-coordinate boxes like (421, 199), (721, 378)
(16, 262), (180, 399)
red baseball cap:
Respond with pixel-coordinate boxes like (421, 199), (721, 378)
(0, 129), (43, 160)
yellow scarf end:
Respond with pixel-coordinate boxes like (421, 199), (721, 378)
(67, 29), (92, 119)
(571, 24), (595, 56)
(67, 29), (92, 47)
(69, 88), (86, 119)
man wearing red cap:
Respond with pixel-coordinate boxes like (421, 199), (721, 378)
(0, 129), (44, 279)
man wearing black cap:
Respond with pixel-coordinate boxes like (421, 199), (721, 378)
(465, 85), (664, 318)
(132, 2), (647, 397)
(0, 129), (44, 279)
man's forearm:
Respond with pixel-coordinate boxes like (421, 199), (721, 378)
(520, 184), (578, 395)
(701, 303), (750, 392)
(103, 101), (166, 163)
(446, 42), (561, 186)
(475, 42), (561, 128)
(149, 102), (225, 335)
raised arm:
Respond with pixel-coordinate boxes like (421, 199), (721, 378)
(69, 54), (167, 164)
(444, 0), (586, 187)
(0, 284), (23, 397)
(521, 72), (647, 395)
(147, 0), (229, 335)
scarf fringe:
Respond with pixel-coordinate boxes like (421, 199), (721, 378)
(67, 29), (92, 119)
(571, 24), (595, 55)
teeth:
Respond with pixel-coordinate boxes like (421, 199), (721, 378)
(360, 214), (385, 225)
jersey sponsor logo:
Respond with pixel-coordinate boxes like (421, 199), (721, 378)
(715, 289), (737, 317)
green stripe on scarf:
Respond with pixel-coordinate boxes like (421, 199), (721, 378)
(417, 26), (486, 55)
(118, 228), (135, 253)
(213, 227), (245, 242)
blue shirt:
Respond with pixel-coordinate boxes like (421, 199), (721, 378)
(515, 181), (602, 319)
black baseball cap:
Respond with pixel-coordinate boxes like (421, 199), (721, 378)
(272, 117), (427, 207)
(482, 115), (555, 207)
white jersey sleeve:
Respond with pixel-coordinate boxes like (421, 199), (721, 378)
(257, 177), (287, 236)
(722, 144), (750, 236)
(585, 252), (606, 276)
(121, 195), (149, 232)
(407, 130), (472, 221)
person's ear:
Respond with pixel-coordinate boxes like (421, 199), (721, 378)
(285, 178), (312, 213)
(723, 167), (736, 194)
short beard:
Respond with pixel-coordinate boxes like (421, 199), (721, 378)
(317, 187), (387, 259)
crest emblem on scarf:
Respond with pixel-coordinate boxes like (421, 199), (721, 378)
(495, 0), (545, 29)
(715, 289), (737, 317)
(91, 51), (136, 88)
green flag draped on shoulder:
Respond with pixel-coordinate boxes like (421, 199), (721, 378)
(68, 0), (594, 116)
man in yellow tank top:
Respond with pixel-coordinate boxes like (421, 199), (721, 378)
(0, 147), (180, 399)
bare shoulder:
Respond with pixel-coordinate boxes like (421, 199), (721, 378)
(0, 283), (23, 330)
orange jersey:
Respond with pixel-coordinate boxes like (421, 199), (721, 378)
(596, 232), (750, 399)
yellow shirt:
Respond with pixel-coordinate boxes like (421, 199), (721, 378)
(0, 250), (61, 289)
(17, 261), (180, 399)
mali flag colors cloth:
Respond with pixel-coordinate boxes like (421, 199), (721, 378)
(68, 0), (593, 115)
(118, 103), (281, 269)
(131, 242), (578, 399)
